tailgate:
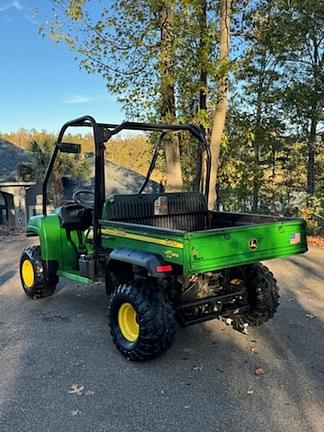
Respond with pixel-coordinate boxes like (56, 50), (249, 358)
(184, 219), (307, 275)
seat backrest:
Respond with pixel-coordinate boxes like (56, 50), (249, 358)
(102, 192), (208, 231)
(57, 204), (93, 230)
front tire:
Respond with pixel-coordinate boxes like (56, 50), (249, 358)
(245, 263), (279, 326)
(20, 246), (57, 299)
(108, 280), (176, 361)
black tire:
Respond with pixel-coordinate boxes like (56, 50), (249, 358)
(105, 261), (132, 296)
(19, 245), (57, 299)
(245, 263), (279, 326)
(108, 280), (176, 361)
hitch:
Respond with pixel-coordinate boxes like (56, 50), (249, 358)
(220, 316), (249, 334)
(178, 292), (249, 327)
(232, 319), (249, 335)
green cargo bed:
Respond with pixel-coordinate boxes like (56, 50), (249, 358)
(183, 216), (307, 274)
(100, 210), (307, 276)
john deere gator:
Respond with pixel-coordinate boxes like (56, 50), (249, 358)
(19, 116), (307, 361)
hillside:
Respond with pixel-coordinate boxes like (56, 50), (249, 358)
(0, 136), (158, 195)
(1, 130), (164, 183)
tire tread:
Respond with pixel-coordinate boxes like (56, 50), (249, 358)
(246, 263), (279, 326)
(108, 280), (176, 361)
(20, 245), (57, 299)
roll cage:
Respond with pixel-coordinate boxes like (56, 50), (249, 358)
(42, 115), (211, 252)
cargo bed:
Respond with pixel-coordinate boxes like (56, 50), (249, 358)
(100, 195), (307, 276)
(183, 212), (307, 274)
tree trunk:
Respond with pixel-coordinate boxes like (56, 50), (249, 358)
(199, 0), (208, 114)
(306, 36), (319, 196)
(252, 52), (266, 211)
(306, 117), (317, 195)
(159, 1), (183, 191)
(194, 0), (208, 194)
(208, 0), (231, 209)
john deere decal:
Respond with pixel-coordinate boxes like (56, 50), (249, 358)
(249, 239), (258, 250)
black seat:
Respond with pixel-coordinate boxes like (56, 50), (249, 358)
(102, 192), (209, 231)
(57, 203), (93, 230)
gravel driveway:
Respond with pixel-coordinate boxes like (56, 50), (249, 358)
(0, 237), (323, 432)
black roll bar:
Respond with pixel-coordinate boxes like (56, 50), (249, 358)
(42, 115), (106, 251)
(42, 116), (211, 252)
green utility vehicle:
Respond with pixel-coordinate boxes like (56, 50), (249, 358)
(19, 116), (307, 361)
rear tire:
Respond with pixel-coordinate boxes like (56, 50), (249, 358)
(245, 263), (279, 326)
(19, 245), (57, 299)
(108, 280), (176, 361)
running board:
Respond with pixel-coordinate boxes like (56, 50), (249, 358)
(57, 270), (93, 285)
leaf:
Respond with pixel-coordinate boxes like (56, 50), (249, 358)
(68, 384), (85, 395)
(255, 367), (265, 376)
(192, 364), (204, 371)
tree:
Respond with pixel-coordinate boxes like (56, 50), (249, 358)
(208, 0), (232, 209)
(265, 0), (324, 195)
(48, 0), (183, 190)
(47, 1), (240, 194)
(17, 138), (90, 206)
(233, 1), (286, 211)
(159, 0), (183, 190)
(45, 0), (323, 224)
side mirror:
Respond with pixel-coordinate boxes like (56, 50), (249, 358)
(57, 142), (81, 154)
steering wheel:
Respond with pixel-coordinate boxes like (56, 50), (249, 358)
(72, 190), (95, 209)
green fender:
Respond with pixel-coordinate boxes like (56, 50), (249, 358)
(26, 214), (79, 271)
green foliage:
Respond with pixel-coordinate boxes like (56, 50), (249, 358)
(299, 196), (324, 236)
(17, 136), (90, 206)
(37, 0), (324, 233)
(223, 0), (323, 223)
(107, 135), (164, 182)
(46, 1), (240, 123)
(47, 0), (161, 119)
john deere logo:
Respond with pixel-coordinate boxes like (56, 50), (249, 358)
(249, 239), (258, 250)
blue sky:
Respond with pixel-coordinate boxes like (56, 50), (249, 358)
(0, 0), (123, 133)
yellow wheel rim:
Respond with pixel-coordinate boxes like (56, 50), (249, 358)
(22, 259), (34, 288)
(118, 303), (139, 342)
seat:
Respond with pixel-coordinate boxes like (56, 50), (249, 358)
(57, 203), (93, 231)
(102, 192), (209, 231)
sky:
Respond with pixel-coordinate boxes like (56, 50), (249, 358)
(0, 0), (124, 133)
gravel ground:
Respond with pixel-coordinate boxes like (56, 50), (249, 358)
(0, 237), (323, 432)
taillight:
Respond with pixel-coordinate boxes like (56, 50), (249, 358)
(156, 264), (173, 273)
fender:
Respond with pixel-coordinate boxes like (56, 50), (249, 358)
(107, 248), (172, 277)
(25, 214), (78, 270)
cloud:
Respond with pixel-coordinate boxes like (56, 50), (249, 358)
(64, 95), (92, 104)
(64, 94), (113, 104)
(0, 1), (38, 25)
(0, 1), (25, 13)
